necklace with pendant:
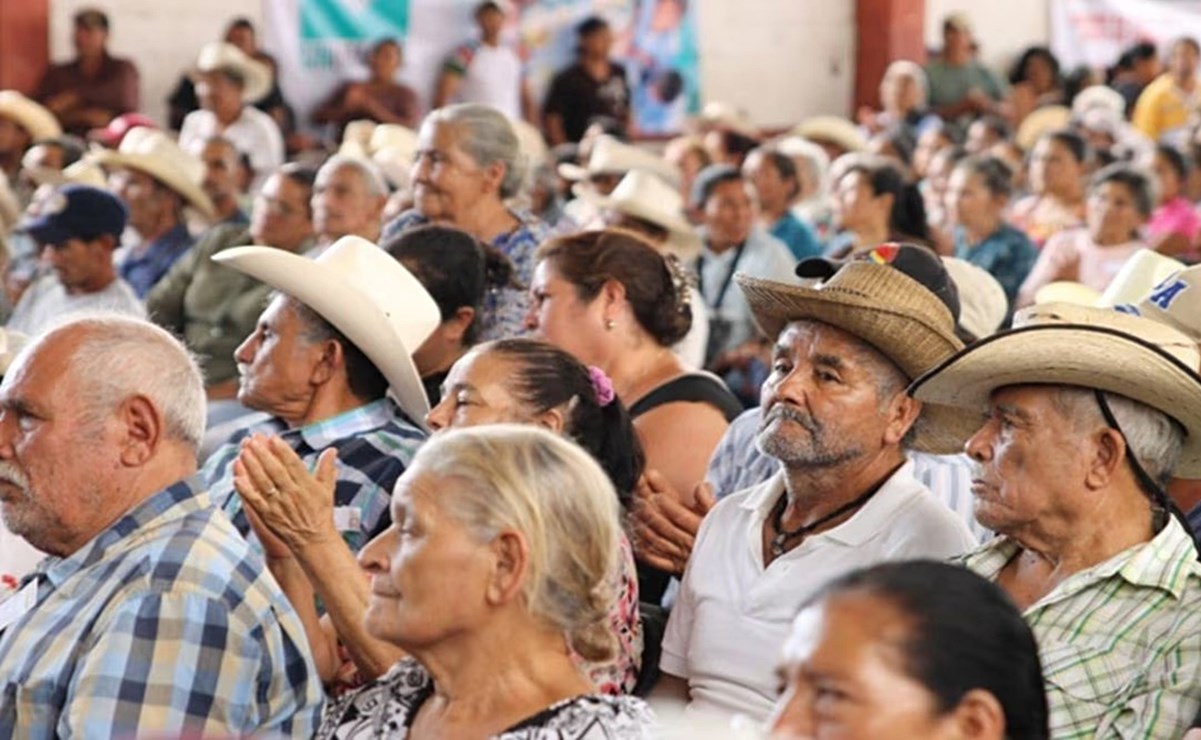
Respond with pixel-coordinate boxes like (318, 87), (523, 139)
(769, 481), (886, 558)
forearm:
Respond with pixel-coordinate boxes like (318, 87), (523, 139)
(293, 538), (403, 680)
(266, 555), (340, 682)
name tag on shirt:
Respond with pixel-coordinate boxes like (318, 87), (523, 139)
(0, 580), (37, 633)
(333, 506), (361, 533)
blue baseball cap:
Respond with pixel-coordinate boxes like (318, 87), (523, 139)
(21, 184), (128, 245)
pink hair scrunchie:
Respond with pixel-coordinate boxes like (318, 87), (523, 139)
(587, 366), (616, 407)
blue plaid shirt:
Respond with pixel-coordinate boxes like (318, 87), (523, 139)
(202, 398), (426, 553)
(706, 407), (990, 542)
(383, 209), (548, 341)
(0, 477), (323, 738)
(119, 222), (196, 299)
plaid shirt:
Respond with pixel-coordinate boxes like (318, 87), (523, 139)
(963, 520), (1201, 739)
(383, 209), (548, 341)
(0, 477), (323, 738)
(202, 398), (426, 553)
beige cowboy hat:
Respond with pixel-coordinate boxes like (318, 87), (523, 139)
(1015, 105), (1071, 151)
(694, 101), (759, 139)
(21, 155), (107, 189)
(90, 127), (214, 218)
(941, 257), (1008, 340)
(910, 302), (1201, 476)
(509, 117), (549, 170)
(1072, 85), (1127, 120)
(736, 254), (976, 454)
(792, 116), (866, 155)
(1034, 280), (1101, 306)
(575, 169), (701, 259)
(1126, 263), (1201, 343)
(0, 91), (61, 142)
(193, 42), (273, 103)
(212, 235), (441, 427)
(338, 123), (419, 190)
(1099, 249), (1186, 307)
(559, 135), (680, 187)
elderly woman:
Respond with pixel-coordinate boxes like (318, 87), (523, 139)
(233, 339), (646, 698)
(383, 103), (549, 341)
(769, 561), (1048, 740)
(1017, 162), (1153, 306)
(1010, 130), (1087, 248)
(857, 60), (936, 137)
(309, 425), (655, 737)
(525, 229), (741, 602)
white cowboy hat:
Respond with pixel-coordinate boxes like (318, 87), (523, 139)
(941, 257), (1008, 340)
(792, 116), (866, 155)
(910, 302), (1201, 476)
(1034, 280), (1101, 306)
(1099, 249), (1186, 307)
(1072, 85), (1127, 120)
(339, 119), (378, 159)
(559, 135), (679, 187)
(575, 169), (701, 259)
(1124, 263), (1201, 343)
(22, 157), (107, 189)
(0, 91), (61, 142)
(369, 125), (419, 190)
(694, 101), (759, 139)
(509, 117), (549, 170)
(89, 127), (214, 217)
(212, 236), (441, 427)
(193, 42), (273, 103)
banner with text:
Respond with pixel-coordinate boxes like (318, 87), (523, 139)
(1051, 0), (1201, 70)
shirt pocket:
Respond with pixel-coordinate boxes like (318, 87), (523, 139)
(1041, 640), (1139, 728)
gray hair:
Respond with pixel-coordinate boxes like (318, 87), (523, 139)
(882, 60), (929, 109)
(42, 315), (206, 454)
(317, 154), (389, 198)
(408, 424), (621, 662)
(423, 103), (526, 199)
(1054, 387), (1185, 484)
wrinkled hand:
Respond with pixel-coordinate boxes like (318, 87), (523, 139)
(628, 470), (716, 577)
(241, 501), (294, 560)
(232, 434), (341, 555)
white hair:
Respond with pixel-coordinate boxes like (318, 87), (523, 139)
(408, 424), (621, 662)
(1054, 387), (1185, 484)
(317, 154), (389, 198)
(41, 314), (206, 454)
(882, 60), (930, 109)
(423, 103), (526, 199)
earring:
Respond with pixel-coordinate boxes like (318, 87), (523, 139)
(605, 319), (615, 331)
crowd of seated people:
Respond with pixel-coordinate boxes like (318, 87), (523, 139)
(6, 3), (1201, 738)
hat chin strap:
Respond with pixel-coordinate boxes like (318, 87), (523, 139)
(1093, 389), (1201, 560)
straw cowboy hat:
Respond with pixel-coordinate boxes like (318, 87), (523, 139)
(792, 116), (866, 155)
(1015, 105), (1071, 151)
(559, 135), (680, 187)
(89, 127), (214, 217)
(1034, 280), (1101, 306)
(911, 301), (1201, 476)
(0, 91), (61, 142)
(735, 244), (976, 453)
(193, 42), (273, 103)
(1124, 263), (1201, 343)
(212, 235), (441, 426)
(941, 257), (1008, 340)
(575, 169), (701, 258)
(21, 156), (107, 189)
(695, 101), (759, 139)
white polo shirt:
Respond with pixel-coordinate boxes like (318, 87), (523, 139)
(659, 462), (978, 721)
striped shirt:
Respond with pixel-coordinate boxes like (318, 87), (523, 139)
(202, 398), (426, 553)
(0, 477), (323, 738)
(705, 407), (990, 542)
(963, 521), (1201, 739)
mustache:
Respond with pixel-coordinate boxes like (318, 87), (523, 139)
(0, 462), (29, 492)
(761, 404), (821, 434)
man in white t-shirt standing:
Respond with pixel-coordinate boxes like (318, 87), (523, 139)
(651, 245), (980, 722)
(433, 1), (537, 124)
(7, 184), (145, 336)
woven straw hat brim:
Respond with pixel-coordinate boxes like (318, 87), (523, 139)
(90, 150), (215, 218)
(736, 270), (973, 453)
(910, 324), (1201, 477)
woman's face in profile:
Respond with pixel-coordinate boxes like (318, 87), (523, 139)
(425, 349), (526, 432)
(768, 592), (973, 740)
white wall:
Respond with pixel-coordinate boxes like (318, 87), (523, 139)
(48, 0), (265, 128)
(925, 0), (1050, 74)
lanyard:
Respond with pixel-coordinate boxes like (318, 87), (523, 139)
(697, 241), (748, 312)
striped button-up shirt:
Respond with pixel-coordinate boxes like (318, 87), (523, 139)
(202, 398), (426, 553)
(963, 521), (1201, 739)
(0, 477), (323, 738)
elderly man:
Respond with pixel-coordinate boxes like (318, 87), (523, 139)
(311, 154), (387, 253)
(203, 235), (438, 552)
(199, 135), (249, 226)
(910, 302), (1201, 738)
(8, 184), (144, 335)
(652, 245), (978, 721)
(34, 7), (138, 137)
(94, 127), (214, 297)
(0, 316), (321, 736)
(179, 42), (283, 190)
(148, 163), (315, 400)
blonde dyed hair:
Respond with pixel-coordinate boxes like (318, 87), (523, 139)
(410, 424), (621, 661)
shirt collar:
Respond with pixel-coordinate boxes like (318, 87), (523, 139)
(38, 476), (208, 592)
(282, 398), (408, 451)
